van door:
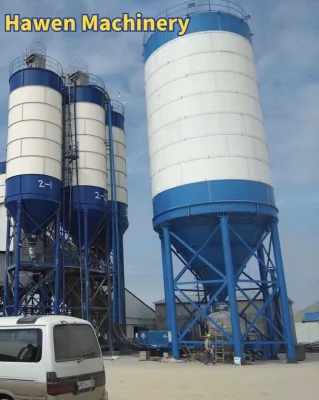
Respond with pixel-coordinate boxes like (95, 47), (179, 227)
(0, 327), (46, 398)
(46, 323), (105, 398)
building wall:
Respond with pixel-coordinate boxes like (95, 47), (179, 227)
(156, 301), (197, 330)
(125, 290), (156, 339)
(295, 322), (319, 344)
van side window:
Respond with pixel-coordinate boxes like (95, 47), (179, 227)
(0, 329), (42, 363)
(54, 324), (101, 362)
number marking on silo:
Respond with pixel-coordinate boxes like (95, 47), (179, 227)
(38, 180), (52, 189)
(95, 192), (107, 203)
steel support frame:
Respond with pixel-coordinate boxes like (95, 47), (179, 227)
(62, 213), (111, 330)
(3, 204), (61, 316)
(63, 267), (110, 335)
(160, 214), (297, 363)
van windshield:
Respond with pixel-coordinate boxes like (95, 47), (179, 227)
(53, 324), (101, 363)
(0, 329), (42, 363)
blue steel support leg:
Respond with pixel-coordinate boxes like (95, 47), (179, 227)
(257, 247), (277, 359)
(13, 204), (22, 315)
(270, 220), (296, 363)
(111, 207), (118, 325)
(84, 210), (90, 321)
(3, 215), (11, 315)
(219, 214), (242, 363)
(111, 227), (118, 324)
(160, 236), (171, 331)
(271, 273), (283, 339)
(106, 225), (114, 352)
(116, 227), (122, 325)
(54, 209), (61, 315)
(118, 236), (126, 332)
(162, 226), (179, 359)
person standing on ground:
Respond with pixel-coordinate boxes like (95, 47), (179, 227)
(204, 333), (215, 365)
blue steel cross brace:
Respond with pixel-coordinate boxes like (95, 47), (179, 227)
(4, 202), (62, 316)
(162, 225), (180, 359)
(159, 216), (297, 363)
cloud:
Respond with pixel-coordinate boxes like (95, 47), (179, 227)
(0, 0), (317, 309)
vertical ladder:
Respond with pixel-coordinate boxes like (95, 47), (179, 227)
(63, 78), (85, 318)
(63, 84), (78, 186)
(213, 324), (226, 363)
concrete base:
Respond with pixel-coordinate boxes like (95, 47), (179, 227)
(139, 350), (150, 361)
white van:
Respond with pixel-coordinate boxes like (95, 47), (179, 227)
(0, 315), (108, 400)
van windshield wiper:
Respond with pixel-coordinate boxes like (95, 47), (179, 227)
(77, 350), (95, 363)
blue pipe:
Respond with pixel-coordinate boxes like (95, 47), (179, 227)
(118, 235), (126, 331)
(270, 220), (296, 363)
(73, 85), (84, 319)
(160, 236), (171, 330)
(54, 208), (61, 314)
(3, 215), (11, 315)
(108, 103), (118, 323)
(107, 100), (122, 324)
(13, 203), (22, 315)
(219, 214), (242, 363)
(61, 88), (67, 314)
(162, 225), (179, 359)
(84, 210), (90, 320)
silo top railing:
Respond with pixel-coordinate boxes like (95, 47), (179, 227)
(86, 73), (105, 91)
(143, 0), (248, 44)
(9, 54), (64, 78)
(68, 71), (106, 91)
(110, 99), (124, 117)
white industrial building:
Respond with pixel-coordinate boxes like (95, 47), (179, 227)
(294, 302), (319, 344)
(125, 289), (156, 339)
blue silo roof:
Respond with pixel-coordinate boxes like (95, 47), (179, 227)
(143, 7), (252, 62)
(10, 68), (63, 93)
(105, 110), (125, 130)
(66, 86), (105, 108)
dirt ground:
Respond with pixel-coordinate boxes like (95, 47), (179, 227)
(105, 354), (319, 400)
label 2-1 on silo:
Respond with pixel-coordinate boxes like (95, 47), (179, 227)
(38, 180), (52, 190)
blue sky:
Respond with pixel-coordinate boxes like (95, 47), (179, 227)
(0, 0), (318, 310)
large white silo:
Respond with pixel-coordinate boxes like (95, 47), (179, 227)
(70, 75), (108, 201)
(4, 43), (64, 316)
(144, 19), (271, 200)
(142, 1), (296, 363)
(105, 99), (128, 329)
(105, 100), (128, 218)
(66, 71), (108, 246)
